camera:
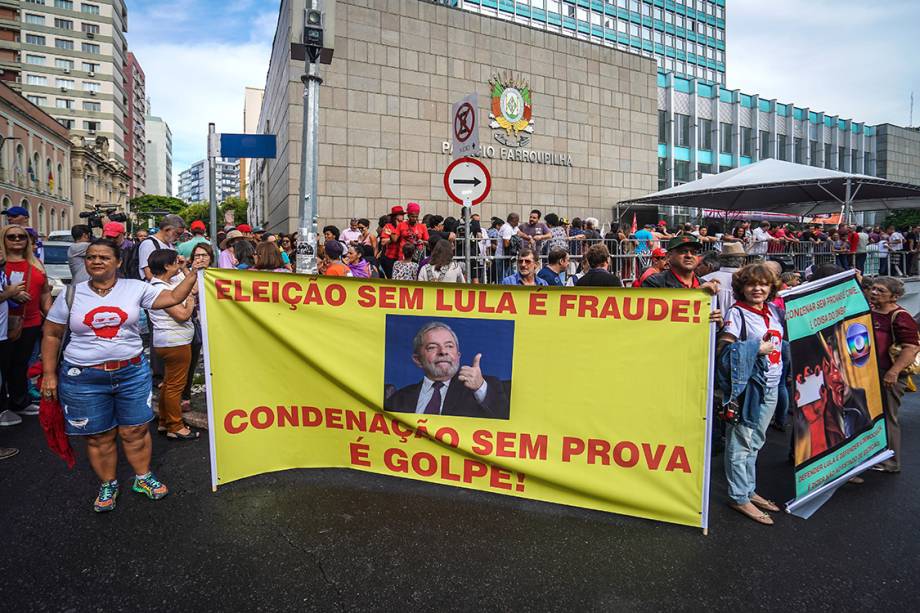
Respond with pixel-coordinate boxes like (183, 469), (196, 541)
(78, 205), (126, 229)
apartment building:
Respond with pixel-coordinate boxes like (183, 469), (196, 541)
(123, 50), (144, 196)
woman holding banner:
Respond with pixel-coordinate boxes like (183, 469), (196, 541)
(717, 263), (788, 525)
(868, 277), (920, 474)
(41, 238), (206, 512)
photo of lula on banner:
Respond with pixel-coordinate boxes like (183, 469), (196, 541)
(782, 270), (893, 518)
(199, 270), (715, 529)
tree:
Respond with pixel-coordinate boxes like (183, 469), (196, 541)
(130, 194), (186, 215)
(180, 202), (210, 226)
(883, 210), (920, 229)
(220, 196), (248, 226)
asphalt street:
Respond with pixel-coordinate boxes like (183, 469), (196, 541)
(2, 395), (919, 611)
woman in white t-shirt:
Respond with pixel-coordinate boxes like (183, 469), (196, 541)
(147, 249), (198, 441)
(41, 238), (206, 513)
(717, 263), (785, 526)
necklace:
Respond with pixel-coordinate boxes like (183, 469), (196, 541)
(89, 280), (116, 297)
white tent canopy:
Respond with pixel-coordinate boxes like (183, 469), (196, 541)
(619, 159), (920, 215)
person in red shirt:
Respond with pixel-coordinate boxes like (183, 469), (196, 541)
(322, 241), (352, 277)
(396, 202), (429, 262)
(379, 205), (406, 278)
(633, 247), (668, 287)
(0, 225), (52, 425)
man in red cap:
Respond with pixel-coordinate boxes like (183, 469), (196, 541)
(633, 247), (668, 287)
(236, 223), (253, 238)
(396, 202), (429, 264)
(101, 221), (136, 274)
(178, 220), (210, 258)
(379, 205), (406, 278)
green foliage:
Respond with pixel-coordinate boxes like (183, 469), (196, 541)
(220, 196), (248, 225)
(130, 194), (186, 215)
(883, 210), (920, 230)
(180, 202), (210, 225)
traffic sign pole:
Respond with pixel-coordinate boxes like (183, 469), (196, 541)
(463, 198), (472, 282)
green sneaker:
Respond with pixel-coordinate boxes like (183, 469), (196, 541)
(94, 480), (119, 513)
(132, 472), (169, 500)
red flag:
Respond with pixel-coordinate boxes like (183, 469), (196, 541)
(37, 376), (75, 469)
(630, 213), (637, 235)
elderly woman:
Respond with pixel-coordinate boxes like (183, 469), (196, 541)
(41, 238), (206, 512)
(717, 263), (788, 525)
(868, 277), (920, 474)
(0, 225), (52, 426)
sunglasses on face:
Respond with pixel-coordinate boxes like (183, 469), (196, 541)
(5, 234), (27, 241)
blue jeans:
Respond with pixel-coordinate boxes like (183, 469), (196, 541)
(724, 385), (778, 505)
(58, 356), (154, 436)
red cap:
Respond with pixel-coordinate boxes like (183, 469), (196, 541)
(651, 248), (667, 257)
(102, 221), (125, 237)
(658, 220), (667, 226)
(406, 202), (421, 214)
(236, 223), (252, 233)
(190, 220), (207, 232)
(390, 205), (405, 215)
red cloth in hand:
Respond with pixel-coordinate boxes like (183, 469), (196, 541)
(37, 376), (74, 469)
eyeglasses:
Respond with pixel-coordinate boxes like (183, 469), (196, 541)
(5, 235), (27, 241)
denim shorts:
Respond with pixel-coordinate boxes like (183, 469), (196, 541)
(58, 356), (154, 436)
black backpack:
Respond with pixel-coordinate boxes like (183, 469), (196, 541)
(120, 236), (164, 280)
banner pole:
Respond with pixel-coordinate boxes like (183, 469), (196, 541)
(700, 295), (716, 534)
(198, 269), (220, 492)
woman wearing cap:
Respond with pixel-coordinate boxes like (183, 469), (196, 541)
(147, 249), (199, 442)
(0, 225), (51, 426)
(41, 238), (207, 511)
(218, 230), (244, 269)
(379, 206), (406, 278)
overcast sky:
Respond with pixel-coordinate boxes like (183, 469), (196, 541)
(727, 0), (919, 127)
(126, 0), (919, 195)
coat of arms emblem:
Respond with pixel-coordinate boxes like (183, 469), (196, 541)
(489, 73), (533, 148)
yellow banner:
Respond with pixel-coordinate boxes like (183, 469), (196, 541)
(201, 270), (714, 528)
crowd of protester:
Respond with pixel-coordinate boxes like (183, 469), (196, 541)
(1, 202), (918, 526)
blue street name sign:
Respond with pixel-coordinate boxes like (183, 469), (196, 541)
(218, 133), (277, 159)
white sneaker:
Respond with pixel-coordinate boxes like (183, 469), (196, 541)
(0, 410), (23, 426)
(15, 404), (39, 416)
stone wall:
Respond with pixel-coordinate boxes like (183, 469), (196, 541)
(261, 0), (658, 232)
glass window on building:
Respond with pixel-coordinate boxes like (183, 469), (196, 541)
(665, 11), (673, 24)
(617, 20), (627, 34)
(675, 114), (691, 147)
(56, 58), (74, 70)
(55, 98), (73, 109)
(57, 118), (74, 129)
(82, 23), (100, 35)
(82, 42), (100, 54)
(864, 151), (872, 175)
(26, 74), (47, 86)
(740, 127), (752, 157)
(658, 157), (667, 190)
(83, 100), (101, 111)
(658, 110), (668, 144)
(83, 120), (99, 131)
(699, 119), (713, 150)
(720, 122), (733, 154)
(82, 81), (100, 92)
(654, 31), (662, 44)
(81, 3), (100, 15)
(82, 62), (98, 73)
(777, 134), (787, 161)
(654, 7), (662, 20)
(56, 78), (74, 89)
(25, 13), (45, 25)
(674, 160), (690, 184)
(824, 143), (832, 169)
(719, 165), (732, 174)
(630, 0), (639, 11)
(851, 148), (858, 172)
(793, 138), (804, 164)
(56, 0), (74, 8)
(809, 141), (819, 166)
(54, 18), (73, 29)
(838, 146), (846, 171)
(759, 130), (770, 159)
(25, 54), (46, 65)
(55, 39), (74, 50)
(629, 23), (639, 37)
(697, 162), (712, 177)
(26, 95), (46, 106)
(25, 34), (46, 46)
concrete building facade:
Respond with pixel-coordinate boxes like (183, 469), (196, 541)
(0, 1), (21, 89)
(69, 133), (129, 213)
(18, 0), (129, 162)
(240, 86), (264, 203)
(178, 157), (240, 204)
(123, 50), (145, 197)
(0, 81), (72, 235)
(251, 0), (658, 232)
(876, 124), (920, 186)
(457, 0), (726, 85)
(144, 111), (172, 196)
